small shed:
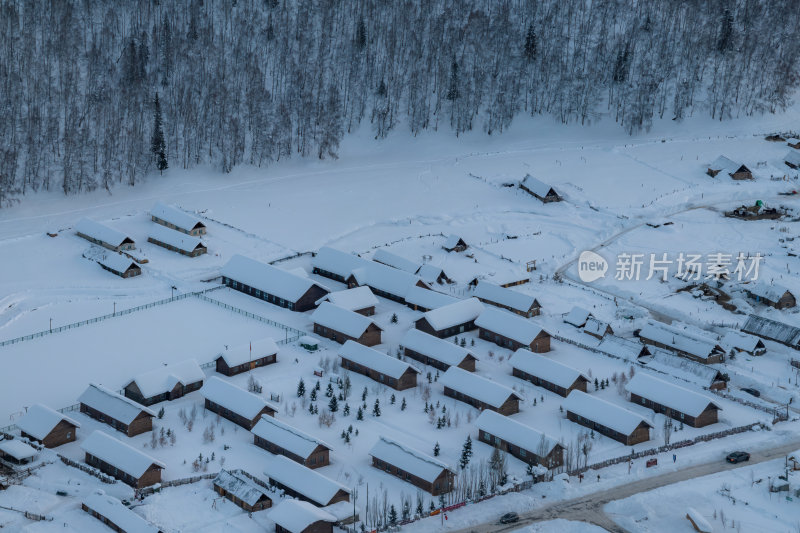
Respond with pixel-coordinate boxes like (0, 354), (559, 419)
(97, 253), (141, 278)
(269, 499), (336, 533)
(520, 174), (562, 202)
(582, 317), (613, 339)
(16, 404), (80, 448)
(788, 138), (800, 149)
(150, 202), (206, 235)
(563, 306), (592, 328)
(213, 469), (272, 512)
(785, 151), (800, 169)
(686, 507), (713, 532)
(719, 330), (766, 356)
(442, 235), (468, 253)
(0, 439), (38, 465)
(215, 337), (278, 376)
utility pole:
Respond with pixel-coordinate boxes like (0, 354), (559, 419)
(49, 318), (52, 333)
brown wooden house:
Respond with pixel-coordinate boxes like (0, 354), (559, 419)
(215, 338), (278, 376)
(626, 374), (721, 428)
(439, 367), (522, 415)
(564, 390), (652, 446)
(16, 404), (80, 449)
(476, 410), (564, 469)
(509, 349), (589, 397)
(414, 297), (483, 339)
(269, 500), (336, 533)
(400, 329), (478, 372)
(404, 285), (458, 312)
(520, 175), (562, 202)
(97, 254), (142, 278)
(150, 202), (207, 236)
(338, 341), (419, 391)
(75, 218), (136, 252)
(369, 437), (455, 496)
(264, 454), (350, 507)
(315, 286), (379, 316)
(213, 469), (273, 512)
(81, 430), (165, 488)
(312, 302), (382, 346)
(252, 415), (333, 468)
(147, 224), (207, 257)
(637, 323), (725, 364)
(78, 383), (155, 437)
(201, 377), (278, 430)
(744, 282), (796, 310)
(124, 359), (205, 406)
(475, 307), (551, 353)
(582, 317), (613, 339)
(442, 235), (468, 252)
(473, 282), (541, 317)
(82, 492), (163, 533)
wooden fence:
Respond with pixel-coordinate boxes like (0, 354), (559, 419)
(0, 504), (52, 522)
(135, 472), (217, 498)
(58, 454), (117, 484)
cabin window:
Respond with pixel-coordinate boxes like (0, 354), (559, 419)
(680, 413), (684, 420)
(520, 449), (527, 457)
(641, 398), (645, 405)
(67, 432), (72, 439)
(483, 433), (491, 442)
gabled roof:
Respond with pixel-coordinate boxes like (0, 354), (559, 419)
(719, 330), (765, 354)
(213, 470), (271, 507)
(564, 390), (652, 435)
(439, 367), (522, 408)
(312, 246), (366, 278)
(404, 286), (458, 310)
(509, 349), (588, 389)
(97, 253), (139, 275)
(638, 322), (723, 361)
(583, 317), (611, 337)
(646, 350), (723, 388)
(351, 261), (429, 298)
(150, 202), (205, 232)
(338, 341), (419, 379)
(17, 404), (80, 440)
(252, 416), (332, 458)
(216, 337), (279, 367)
(443, 235), (467, 250)
(222, 255), (329, 303)
(83, 492), (159, 533)
(475, 410), (560, 456)
(474, 307), (549, 345)
(521, 174), (558, 197)
(400, 329), (477, 367)
(785, 151), (800, 166)
(78, 384), (156, 425)
(473, 282), (539, 313)
(564, 306), (592, 328)
(596, 335), (650, 361)
(626, 373), (721, 418)
(708, 155), (738, 172)
(0, 439), (38, 461)
(312, 302), (380, 338)
(148, 224), (205, 253)
(128, 359), (205, 399)
(419, 298), (483, 331)
(76, 218), (134, 248)
(369, 437), (453, 483)
(264, 454), (349, 506)
(745, 282), (794, 303)
(315, 286), (379, 312)
(201, 377), (277, 419)
(372, 249), (420, 274)
(268, 499), (336, 533)
(742, 315), (800, 346)
(417, 264), (448, 284)
(81, 431), (165, 478)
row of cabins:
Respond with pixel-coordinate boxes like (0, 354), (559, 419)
(742, 314), (800, 350)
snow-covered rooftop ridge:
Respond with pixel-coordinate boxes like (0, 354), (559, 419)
(148, 223), (204, 252)
(709, 155), (739, 171)
(475, 410), (560, 456)
(746, 281), (794, 302)
(420, 297), (483, 331)
(97, 253), (139, 274)
(315, 286), (379, 311)
(312, 246), (366, 278)
(719, 329), (764, 353)
(78, 383), (156, 425)
(564, 306), (592, 327)
(626, 373), (720, 418)
(686, 507), (713, 533)
(263, 454), (348, 506)
(509, 349), (587, 389)
(16, 404), (80, 440)
(596, 335), (648, 361)
(251, 415), (332, 458)
(268, 499), (336, 532)
(474, 306), (548, 345)
(564, 390), (652, 435)
(81, 430), (165, 478)
(201, 376), (276, 419)
(583, 317), (611, 337)
(444, 235), (466, 249)
(83, 491), (159, 533)
(338, 341), (419, 379)
(372, 248), (420, 274)
(785, 151), (800, 166)
(351, 260), (429, 297)
(150, 202), (204, 232)
(0, 439), (38, 461)
(638, 321), (722, 359)
(213, 469), (270, 507)
(221, 254), (329, 302)
(128, 359), (205, 399)
(217, 337), (279, 367)
(311, 302), (379, 338)
(742, 314), (800, 346)
(400, 329), (476, 367)
(646, 350), (722, 388)
(521, 174), (557, 197)
(439, 367), (522, 407)
(75, 218), (133, 248)
(404, 285), (459, 309)
(473, 282), (538, 313)
(368, 436), (454, 483)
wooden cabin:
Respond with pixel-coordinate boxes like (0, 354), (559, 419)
(0, 440), (38, 466)
(81, 431), (165, 488)
(345, 261), (430, 304)
(442, 235), (468, 252)
(315, 286), (379, 316)
(312, 302), (383, 346)
(215, 338), (278, 376)
(338, 341), (419, 391)
(509, 349), (589, 397)
(474, 307), (551, 353)
(400, 329), (478, 372)
(369, 437), (455, 496)
(706, 156), (752, 180)
(252, 415), (332, 469)
(16, 404), (80, 449)
(785, 151), (800, 169)
(626, 374), (721, 428)
(476, 410), (563, 469)
(75, 218), (135, 252)
(637, 322), (725, 364)
(213, 469), (273, 512)
(264, 454), (350, 507)
(78, 383), (155, 437)
(404, 285), (458, 312)
(269, 500), (336, 533)
(82, 492), (162, 533)
(97, 254), (141, 278)
(582, 317), (613, 339)
(124, 359), (205, 406)
(473, 282), (541, 317)
(150, 202), (207, 236)
(742, 314), (800, 350)
(439, 367), (522, 415)
(147, 224), (207, 257)
(564, 390), (652, 446)
(720, 330), (767, 357)
(311, 246), (366, 284)
(201, 377), (278, 430)
(414, 298), (483, 338)
(744, 282), (796, 310)
(520, 174), (562, 202)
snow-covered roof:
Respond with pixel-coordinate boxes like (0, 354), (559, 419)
(369, 437), (453, 483)
(97, 253), (139, 275)
(83, 492), (159, 533)
(372, 249), (420, 274)
(338, 341), (419, 379)
(475, 410), (560, 456)
(564, 306), (592, 328)
(626, 373), (720, 418)
(128, 359), (205, 399)
(222, 254), (329, 303)
(746, 281), (794, 303)
(596, 335), (649, 361)
(148, 223), (205, 253)
(521, 174), (558, 197)
(312, 246), (366, 278)
(564, 390), (652, 435)
(268, 499), (336, 532)
(201, 377), (277, 419)
(78, 384), (156, 425)
(321, 501), (356, 521)
(315, 286), (379, 312)
(81, 431), (165, 478)
(264, 454), (349, 506)
(473, 282), (539, 313)
(509, 349), (588, 389)
(638, 322), (723, 361)
(0, 439), (38, 461)
(420, 298), (483, 331)
(150, 202), (205, 232)
(217, 337), (279, 367)
(404, 286), (458, 310)
(439, 367), (522, 408)
(417, 263), (447, 284)
(719, 330), (764, 354)
(17, 404), (80, 440)
(443, 235), (466, 249)
(708, 155), (738, 172)
(583, 317), (611, 337)
(646, 350), (722, 388)
(76, 218), (134, 248)
(400, 329), (477, 367)
(351, 261), (429, 298)
(311, 302), (379, 338)
(785, 151), (800, 166)
(251, 416), (332, 458)
(686, 507), (713, 533)
(213, 470), (271, 507)
(742, 314), (800, 346)
(474, 307), (549, 345)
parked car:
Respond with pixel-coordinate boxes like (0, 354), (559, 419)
(741, 388), (761, 397)
(499, 512), (519, 524)
(726, 451), (751, 464)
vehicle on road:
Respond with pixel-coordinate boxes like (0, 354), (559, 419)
(726, 451), (751, 464)
(499, 512), (519, 524)
(741, 388), (760, 397)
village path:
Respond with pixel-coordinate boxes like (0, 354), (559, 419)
(448, 438), (800, 533)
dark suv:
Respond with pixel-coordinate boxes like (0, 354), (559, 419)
(726, 451), (750, 463)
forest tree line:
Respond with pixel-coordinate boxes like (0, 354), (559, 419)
(0, 0), (798, 204)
